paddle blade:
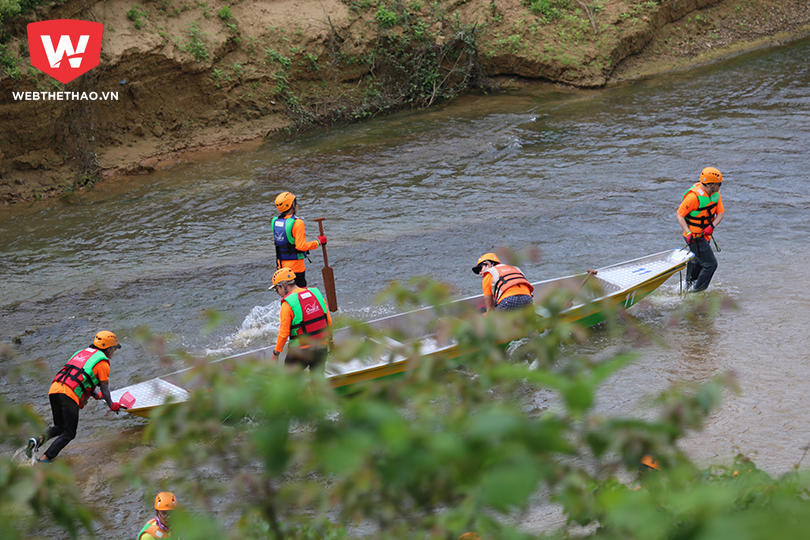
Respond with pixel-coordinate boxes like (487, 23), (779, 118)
(322, 266), (338, 312)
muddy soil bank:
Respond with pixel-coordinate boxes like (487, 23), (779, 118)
(1, 0), (809, 203)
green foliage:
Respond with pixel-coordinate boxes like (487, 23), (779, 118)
(0, 0), (21, 23)
(497, 33), (523, 52)
(0, 0), (56, 24)
(376, 5), (399, 28)
(0, 345), (97, 539)
(211, 67), (229, 87)
(217, 4), (232, 19)
(304, 52), (319, 71)
(5, 281), (806, 539)
(126, 5), (149, 29)
(43, 280), (781, 539)
(526, 0), (558, 19)
(264, 48), (291, 70)
(281, 13), (492, 134)
(0, 43), (21, 79)
(182, 22), (209, 62)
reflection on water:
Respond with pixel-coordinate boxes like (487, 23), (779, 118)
(1, 36), (810, 535)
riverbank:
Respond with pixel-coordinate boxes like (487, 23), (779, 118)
(1, 0), (809, 203)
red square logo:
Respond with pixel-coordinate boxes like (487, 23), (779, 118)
(27, 19), (103, 84)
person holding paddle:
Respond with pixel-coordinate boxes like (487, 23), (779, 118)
(676, 167), (725, 292)
(273, 191), (327, 288)
(472, 253), (534, 313)
(270, 268), (333, 369)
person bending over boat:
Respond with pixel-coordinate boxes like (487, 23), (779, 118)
(676, 167), (725, 292)
(138, 492), (177, 540)
(273, 191), (327, 288)
(26, 331), (123, 463)
(472, 253), (535, 313)
(270, 268), (333, 369)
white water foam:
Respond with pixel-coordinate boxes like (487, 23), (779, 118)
(203, 300), (283, 357)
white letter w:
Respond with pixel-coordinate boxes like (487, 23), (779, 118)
(40, 35), (89, 69)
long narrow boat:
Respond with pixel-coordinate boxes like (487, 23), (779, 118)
(111, 248), (693, 418)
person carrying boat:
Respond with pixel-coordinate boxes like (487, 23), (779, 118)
(273, 191), (327, 288)
(270, 268), (333, 369)
(137, 491), (177, 540)
(25, 331), (124, 463)
(676, 167), (725, 292)
(472, 253), (534, 313)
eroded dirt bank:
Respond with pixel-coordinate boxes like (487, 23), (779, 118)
(1, 0), (809, 203)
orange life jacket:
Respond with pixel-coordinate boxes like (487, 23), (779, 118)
(484, 264), (534, 303)
(137, 517), (172, 539)
(683, 183), (720, 235)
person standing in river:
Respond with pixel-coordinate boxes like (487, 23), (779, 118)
(676, 167), (725, 292)
(273, 191), (327, 288)
(26, 331), (123, 463)
(270, 268), (333, 369)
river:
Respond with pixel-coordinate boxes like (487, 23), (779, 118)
(1, 37), (809, 534)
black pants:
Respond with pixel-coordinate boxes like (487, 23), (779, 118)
(285, 346), (327, 370)
(44, 393), (80, 460)
(686, 237), (718, 291)
(294, 271), (307, 288)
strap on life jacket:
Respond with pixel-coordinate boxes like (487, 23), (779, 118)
(683, 184), (719, 232)
(53, 348), (107, 408)
(486, 265), (534, 303)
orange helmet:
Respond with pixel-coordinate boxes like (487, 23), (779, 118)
(271, 268), (296, 287)
(155, 492), (177, 511)
(472, 252), (500, 274)
(641, 455), (660, 470)
(458, 534), (481, 540)
(275, 191), (296, 213)
(699, 167), (723, 184)
(93, 331), (119, 350)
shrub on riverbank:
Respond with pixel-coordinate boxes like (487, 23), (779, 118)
(5, 282), (810, 539)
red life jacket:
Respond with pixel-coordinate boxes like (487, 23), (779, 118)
(484, 264), (534, 303)
(283, 287), (330, 348)
(52, 348), (109, 408)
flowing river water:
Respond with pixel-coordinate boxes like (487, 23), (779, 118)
(2, 37), (810, 535)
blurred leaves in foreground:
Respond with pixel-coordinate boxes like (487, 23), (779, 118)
(1, 280), (807, 539)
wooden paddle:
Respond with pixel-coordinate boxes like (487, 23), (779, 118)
(563, 269), (597, 309)
(314, 217), (338, 312)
